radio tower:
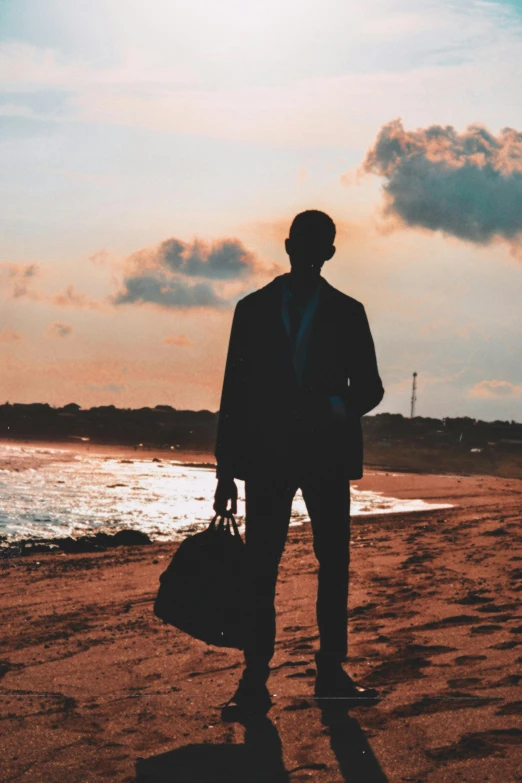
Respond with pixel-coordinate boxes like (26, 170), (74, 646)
(410, 372), (418, 418)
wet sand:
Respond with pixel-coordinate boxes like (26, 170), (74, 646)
(1, 470), (521, 782)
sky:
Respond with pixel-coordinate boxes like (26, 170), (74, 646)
(1, 0), (521, 420)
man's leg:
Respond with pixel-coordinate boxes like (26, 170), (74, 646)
(300, 465), (379, 700)
(300, 465), (351, 664)
(241, 475), (296, 682)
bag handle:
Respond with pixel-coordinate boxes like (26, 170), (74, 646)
(209, 512), (240, 537)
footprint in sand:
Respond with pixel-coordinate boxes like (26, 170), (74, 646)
(487, 674), (522, 688)
(285, 671), (311, 679)
(364, 655), (431, 686)
(283, 700), (312, 711)
(454, 655), (487, 665)
(455, 592), (493, 606)
(489, 640), (521, 650)
(426, 728), (522, 761)
(392, 693), (501, 718)
(447, 677), (482, 689)
(496, 701), (522, 715)
(482, 526), (509, 537)
(475, 603), (519, 613)
(405, 643), (456, 655)
(419, 614), (477, 630)
(349, 602), (378, 616)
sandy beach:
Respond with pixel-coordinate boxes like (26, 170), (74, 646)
(1, 468), (521, 782)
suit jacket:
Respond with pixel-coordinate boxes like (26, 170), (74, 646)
(215, 274), (384, 481)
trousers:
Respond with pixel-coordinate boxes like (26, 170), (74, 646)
(242, 458), (351, 671)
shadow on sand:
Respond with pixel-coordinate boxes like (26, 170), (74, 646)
(135, 715), (288, 783)
(134, 704), (388, 782)
(319, 704), (388, 783)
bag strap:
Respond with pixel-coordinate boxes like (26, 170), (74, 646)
(208, 512), (240, 537)
(226, 512), (240, 537)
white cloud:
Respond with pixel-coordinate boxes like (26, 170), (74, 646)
(2, 3), (522, 147)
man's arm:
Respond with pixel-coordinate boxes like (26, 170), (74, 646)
(347, 303), (384, 416)
(214, 300), (249, 513)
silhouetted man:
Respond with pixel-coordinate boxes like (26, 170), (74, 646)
(214, 210), (384, 714)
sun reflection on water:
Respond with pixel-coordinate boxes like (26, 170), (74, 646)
(0, 444), (452, 543)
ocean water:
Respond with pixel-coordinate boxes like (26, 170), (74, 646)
(0, 443), (452, 543)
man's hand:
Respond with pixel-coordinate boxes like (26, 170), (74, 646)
(213, 478), (238, 516)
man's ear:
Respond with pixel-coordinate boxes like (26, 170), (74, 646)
(325, 245), (336, 261)
(284, 237), (291, 255)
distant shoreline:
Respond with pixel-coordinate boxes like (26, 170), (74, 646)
(2, 405), (522, 479)
(2, 433), (522, 482)
(0, 437), (216, 466)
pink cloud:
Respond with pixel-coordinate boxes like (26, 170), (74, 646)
(48, 321), (73, 338)
(361, 119), (522, 251)
(52, 285), (104, 311)
(0, 262), (40, 299)
(0, 328), (22, 343)
(469, 379), (522, 399)
(88, 250), (111, 267)
(114, 234), (280, 310)
(163, 334), (192, 347)
(1, 264), (106, 311)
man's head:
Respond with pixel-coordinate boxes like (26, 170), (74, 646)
(285, 210), (336, 279)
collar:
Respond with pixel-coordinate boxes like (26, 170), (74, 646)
(280, 273), (324, 306)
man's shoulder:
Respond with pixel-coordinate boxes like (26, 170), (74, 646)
(234, 275), (365, 312)
(321, 279), (364, 312)
(235, 276), (283, 309)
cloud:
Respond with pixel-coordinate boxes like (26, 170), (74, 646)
(0, 260), (108, 310)
(114, 274), (227, 308)
(113, 235), (278, 309)
(0, 262), (38, 278)
(0, 264), (104, 311)
(88, 250), (111, 267)
(3, 237), (271, 313)
(0, 103), (41, 119)
(48, 321), (73, 338)
(159, 237), (263, 279)
(469, 379), (522, 399)
(85, 383), (126, 393)
(0, 328), (22, 343)
(52, 285), (104, 310)
(163, 334), (192, 347)
(0, 262), (40, 298)
(2, 271), (106, 311)
(362, 119), (522, 251)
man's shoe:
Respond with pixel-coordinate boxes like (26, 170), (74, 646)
(314, 657), (379, 702)
(222, 670), (273, 719)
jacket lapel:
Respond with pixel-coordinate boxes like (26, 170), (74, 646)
(263, 274), (337, 391)
(302, 279), (336, 388)
(264, 275), (298, 388)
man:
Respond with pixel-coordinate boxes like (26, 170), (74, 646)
(214, 210), (384, 714)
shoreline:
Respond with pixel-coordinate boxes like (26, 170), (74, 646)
(2, 438), (522, 560)
(0, 436), (216, 466)
(2, 436), (521, 480)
